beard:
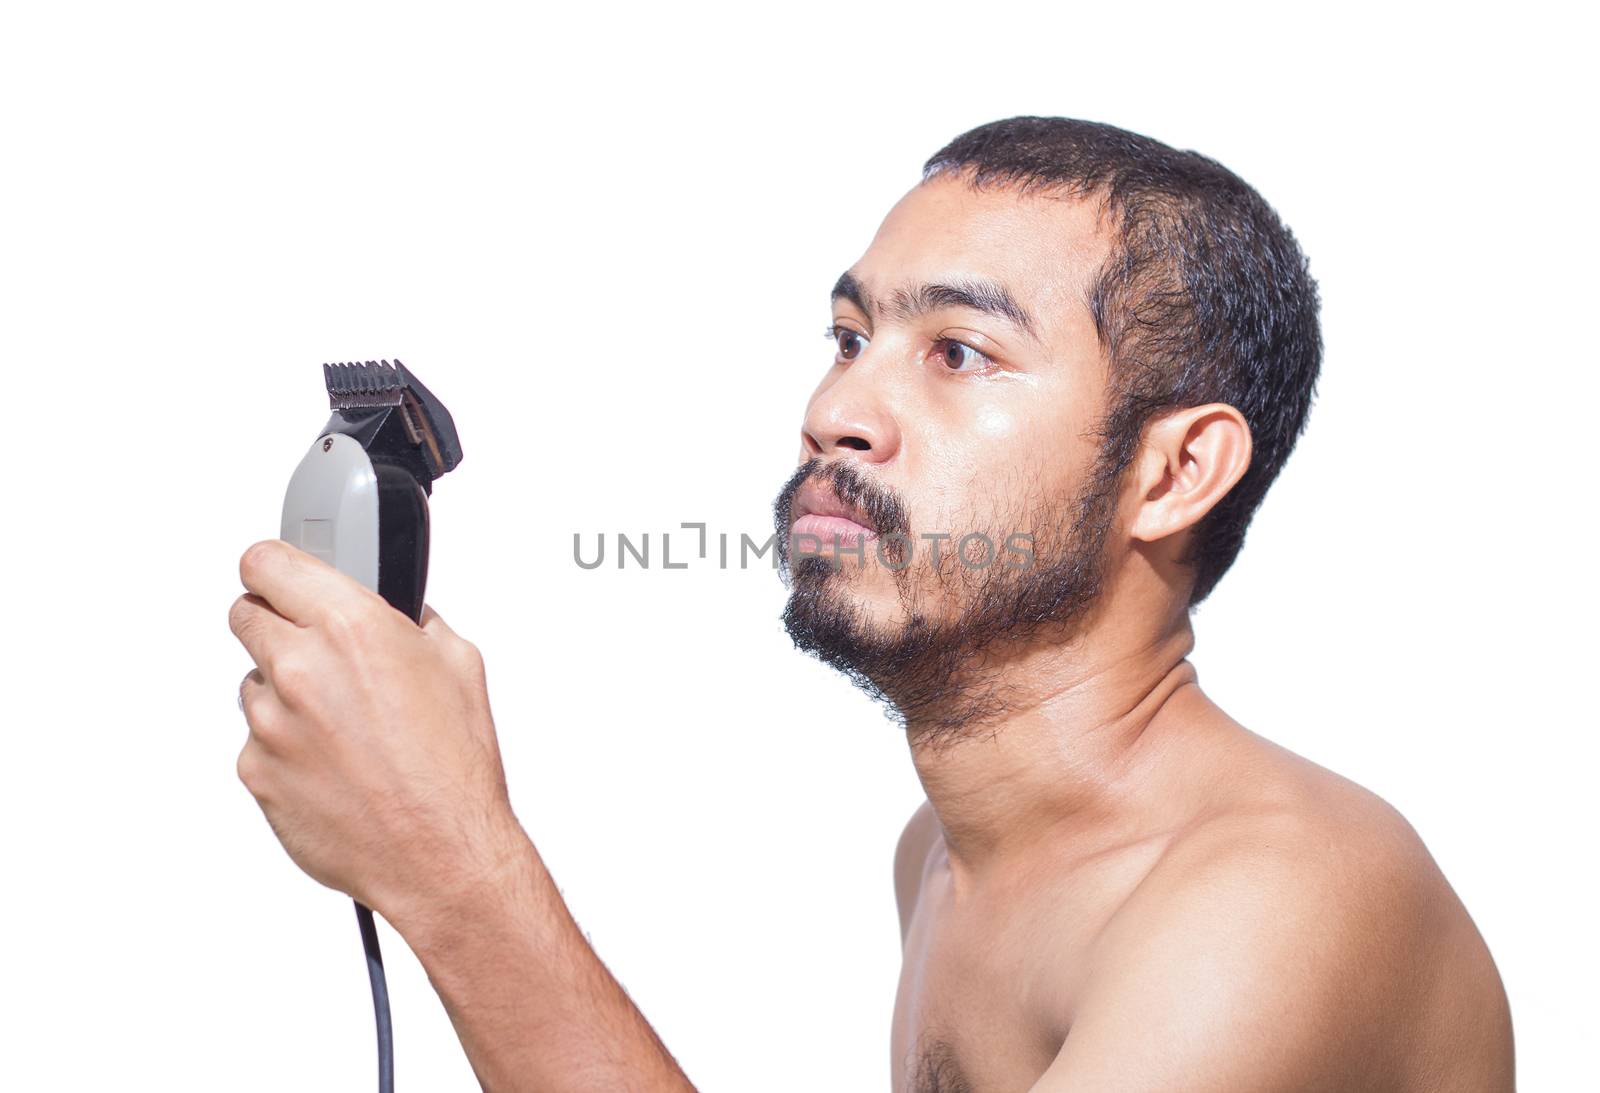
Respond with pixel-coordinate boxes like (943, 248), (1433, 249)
(773, 450), (1126, 745)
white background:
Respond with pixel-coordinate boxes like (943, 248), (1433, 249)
(1, 2), (1593, 1089)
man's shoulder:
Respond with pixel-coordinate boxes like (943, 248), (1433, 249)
(1078, 763), (1513, 1088)
(1145, 760), (1440, 923)
(1114, 762), (1475, 985)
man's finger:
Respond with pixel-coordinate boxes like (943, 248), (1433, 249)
(238, 539), (373, 626)
(228, 592), (296, 670)
(420, 603), (456, 637)
(420, 603), (486, 679)
(238, 667), (265, 713)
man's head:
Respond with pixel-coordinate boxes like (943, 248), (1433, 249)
(775, 117), (1321, 734)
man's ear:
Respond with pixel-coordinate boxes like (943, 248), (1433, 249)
(1128, 404), (1252, 544)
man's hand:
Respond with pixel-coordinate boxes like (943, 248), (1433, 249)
(228, 539), (694, 1091)
(228, 538), (518, 924)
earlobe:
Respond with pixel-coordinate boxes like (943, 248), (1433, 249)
(1129, 404), (1252, 544)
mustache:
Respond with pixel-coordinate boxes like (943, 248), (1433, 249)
(773, 458), (911, 545)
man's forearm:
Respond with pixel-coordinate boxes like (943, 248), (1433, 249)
(386, 820), (694, 1093)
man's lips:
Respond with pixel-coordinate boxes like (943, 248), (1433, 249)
(792, 513), (876, 547)
(791, 479), (878, 547)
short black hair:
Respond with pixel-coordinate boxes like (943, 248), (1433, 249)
(923, 117), (1322, 604)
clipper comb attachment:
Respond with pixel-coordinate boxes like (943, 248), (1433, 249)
(319, 359), (463, 487)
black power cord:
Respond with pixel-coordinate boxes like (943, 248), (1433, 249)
(354, 901), (394, 1093)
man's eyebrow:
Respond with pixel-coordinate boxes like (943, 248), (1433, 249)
(831, 271), (874, 318)
(897, 280), (1039, 340)
(829, 270), (1039, 342)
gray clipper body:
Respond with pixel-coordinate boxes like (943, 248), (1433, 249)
(281, 360), (462, 622)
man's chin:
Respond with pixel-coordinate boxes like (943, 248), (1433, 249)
(786, 562), (943, 664)
(788, 556), (906, 612)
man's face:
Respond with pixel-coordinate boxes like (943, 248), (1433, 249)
(775, 175), (1126, 726)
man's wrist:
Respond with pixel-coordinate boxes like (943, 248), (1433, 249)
(378, 805), (554, 958)
(377, 806), (693, 1092)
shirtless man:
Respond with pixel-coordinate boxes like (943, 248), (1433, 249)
(229, 117), (1515, 1091)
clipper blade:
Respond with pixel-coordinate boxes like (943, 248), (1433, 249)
(324, 360), (405, 409)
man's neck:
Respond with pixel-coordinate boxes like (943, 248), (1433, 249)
(905, 610), (1206, 879)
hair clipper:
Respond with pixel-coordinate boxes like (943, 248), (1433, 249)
(278, 359), (464, 1092)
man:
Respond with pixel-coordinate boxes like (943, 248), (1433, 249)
(230, 117), (1514, 1091)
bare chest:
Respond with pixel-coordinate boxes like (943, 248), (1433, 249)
(890, 873), (1088, 1093)
(889, 834), (1173, 1093)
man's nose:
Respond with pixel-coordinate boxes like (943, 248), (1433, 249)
(801, 364), (902, 465)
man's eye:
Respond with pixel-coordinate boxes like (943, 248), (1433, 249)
(933, 338), (991, 373)
(826, 325), (869, 362)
